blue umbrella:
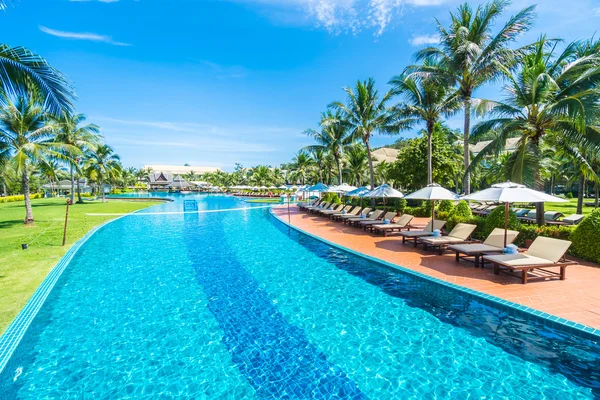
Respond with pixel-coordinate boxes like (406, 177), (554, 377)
(307, 182), (328, 192)
(346, 186), (370, 197)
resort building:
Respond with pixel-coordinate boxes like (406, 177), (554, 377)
(41, 179), (92, 197)
(470, 137), (520, 156)
(145, 165), (220, 190)
(143, 165), (220, 175)
(371, 147), (400, 165)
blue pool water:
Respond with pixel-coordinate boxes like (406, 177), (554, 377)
(0, 194), (599, 398)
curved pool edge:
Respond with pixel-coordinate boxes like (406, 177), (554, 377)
(0, 212), (134, 374)
(268, 208), (600, 341)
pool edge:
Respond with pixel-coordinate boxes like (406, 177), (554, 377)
(0, 213), (133, 374)
(268, 208), (600, 341)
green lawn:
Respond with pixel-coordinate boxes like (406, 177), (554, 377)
(0, 198), (162, 334)
(524, 199), (598, 216)
(245, 198), (283, 204)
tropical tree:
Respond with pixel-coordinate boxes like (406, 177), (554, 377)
(248, 165), (273, 186)
(329, 78), (398, 190)
(84, 144), (121, 202)
(0, 93), (75, 222)
(307, 147), (326, 183)
(0, 44), (74, 115)
(343, 144), (368, 187)
(471, 37), (600, 224)
(289, 151), (313, 185)
(303, 109), (353, 184)
(407, 0), (536, 193)
(53, 113), (101, 202)
(389, 73), (460, 184)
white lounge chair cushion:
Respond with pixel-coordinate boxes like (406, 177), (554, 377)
(483, 228), (520, 247)
(449, 243), (503, 254)
(526, 236), (572, 263)
(483, 253), (554, 267)
(422, 236), (468, 245)
(446, 223), (477, 241)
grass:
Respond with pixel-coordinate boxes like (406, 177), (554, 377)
(0, 198), (162, 334)
(245, 198), (282, 204)
(523, 199), (598, 216)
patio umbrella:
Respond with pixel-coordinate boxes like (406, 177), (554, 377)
(404, 183), (459, 232)
(326, 183), (358, 193)
(278, 185), (288, 190)
(462, 181), (567, 247)
(346, 186), (370, 208)
(363, 184), (404, 209)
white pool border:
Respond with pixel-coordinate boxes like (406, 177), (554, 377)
(269, 208), (600, 340)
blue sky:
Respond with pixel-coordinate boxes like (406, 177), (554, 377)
(2, 0), (600, 171)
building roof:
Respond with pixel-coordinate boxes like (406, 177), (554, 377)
(371, 147), (399, 165)
(143, 165), (220, 174)
(470, 137), (520, 155)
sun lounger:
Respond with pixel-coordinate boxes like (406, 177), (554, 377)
(398, 220), (447, 247)
(519, 211), (565, 224)
(341, 208), (372, 223)
(420, 223), (477, 254)
(483, 236), (577, 284)
(348, 210), (384, 227)
(480, 205), (499, 215)
(303, 200), (327, 212)
(448, 228), (520, 267)
(370, 214), (414, 236)
(561, 214), (585, 225)
(331, 206), (361, 221)
(318, 204), (345, 216)
(308, 202), (331, 214)
(298, 198), (320, 210)
(358, 212), (397, 229)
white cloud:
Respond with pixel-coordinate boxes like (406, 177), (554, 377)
(233, 0), (448, 35)
(408, 33), (439, 46)
(593, 7), (600, 16)
(39, 26), (131, 46)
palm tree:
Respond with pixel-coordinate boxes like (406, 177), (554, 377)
(329, 78), (398, 191)
(0, 93), (75, 223)
(303, 109), (353, 184)
(37, 159), (65, 195)
(85, 144), (121, 202)
(471, 37), (600, 225)
(407, 0), (536, 193)
(389, 73), (460, 185)
(343, 144), (368, 187)
(289, 151), (313, 185)
(307, 147), (326, 183)
(53, 113), (101, 203)
(1, 44), (74, 115)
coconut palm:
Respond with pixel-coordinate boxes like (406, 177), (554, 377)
(471, 37), (600, 224)
(0, 93), (76, 223)
(389, 73), (460, 185)
(303, 109), (353, 184)
(0, 44), (74, 115)
(407, 0), (536, 193)
(53, 113), (101, 203)
(343, 144), (368, 187)
(289, 151), (313, 185)
(328, 78), (398, 190)
(248, 165), (273, 186)
(84, 144), (121, 202)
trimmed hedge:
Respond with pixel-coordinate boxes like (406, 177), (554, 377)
(570, 209), (600, 263)
(482, 206), (522, 239)
(1, 193), (43, 203)
(438, 200), (454, 213)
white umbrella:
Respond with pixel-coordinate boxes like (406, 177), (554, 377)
(278, 185), (288, 190)
(462, 181), (567, 246)
(259, 186), (268, 190)
(404, 183), (459, 232)
(364, 184), (404, 209)
(326, 183), (358, 193)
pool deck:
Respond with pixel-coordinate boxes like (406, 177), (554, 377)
(272, 206), (600, 330)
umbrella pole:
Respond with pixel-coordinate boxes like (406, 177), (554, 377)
(431, 199), (435, 232)
(287, 193), (291, 225)
(504, 202), (509, 248)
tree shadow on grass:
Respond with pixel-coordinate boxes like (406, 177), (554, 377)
(0, 220), (25, 229)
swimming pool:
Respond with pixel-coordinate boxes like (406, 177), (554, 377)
(0, 194), (598, 398)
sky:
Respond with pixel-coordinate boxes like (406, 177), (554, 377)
(2, 0), (600, 171)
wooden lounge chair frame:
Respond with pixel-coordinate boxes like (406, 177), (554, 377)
(369, 214), (415, 236)
(420, 223), (477, 254)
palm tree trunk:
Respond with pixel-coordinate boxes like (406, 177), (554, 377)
(70, 164), (75, 203)
(364, 137), (376, 206)
(595, 183), (599, 208)
(336, 157), (343, 185)
(577, 175), (585, 214)
(100, 177), (105, 203)
(76, 176), (82, 204)
(427, 122), (434, 185)
(2, 181), (7, 198)
(463, 98), (471, 194)
(22, 168), (34, 224)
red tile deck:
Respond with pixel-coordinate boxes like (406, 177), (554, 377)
(272, 206), (600, 330)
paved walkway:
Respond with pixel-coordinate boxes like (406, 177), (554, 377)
(272, 206), (600, 330)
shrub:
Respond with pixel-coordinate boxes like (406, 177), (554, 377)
(450, 200), (473, 219)
(482, 206), (521, 239)
(514, 225), (574, 248)
(404, 205), (430, 217)
(1, 193), (43, 203)
(565, 192), (574, 199)
(438, 200), (454, 213)
(396, 198), (407, 213)
(322, 192), (342, 205)
(570, 210), (600, 263)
